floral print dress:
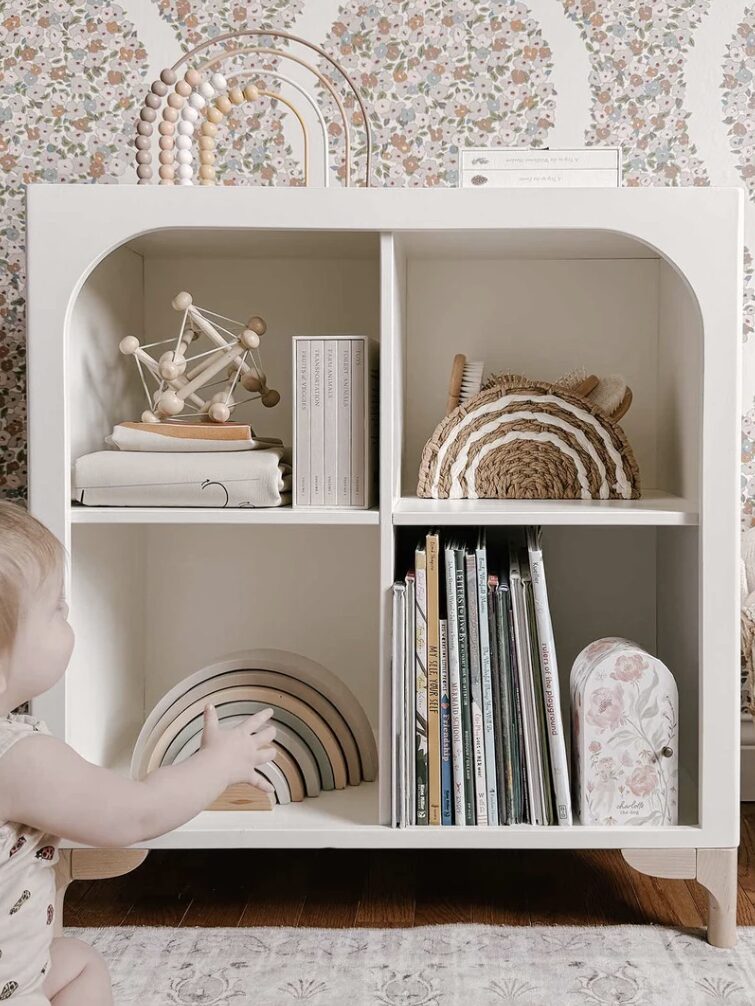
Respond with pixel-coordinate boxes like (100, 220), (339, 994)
(0, 714), (59, 1002)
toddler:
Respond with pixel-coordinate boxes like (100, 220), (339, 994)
(0, 501), (277, 1004)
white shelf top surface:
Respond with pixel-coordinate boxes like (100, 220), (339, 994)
(68, 494), (696, 527)
(120, 781), (702, 851)
(69, 505), (380, 525)
(393, 491), (698, 526)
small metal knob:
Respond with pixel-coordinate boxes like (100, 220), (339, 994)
(660, 746), (674, 758)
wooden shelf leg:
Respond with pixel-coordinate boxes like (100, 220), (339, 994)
(54, 848), (149, 936)
(697, 849), (738, 950)
(621, 847), (738, 949)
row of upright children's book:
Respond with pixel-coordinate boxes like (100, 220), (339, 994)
(391, 527), (572, 827)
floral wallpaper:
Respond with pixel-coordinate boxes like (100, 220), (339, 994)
(562, 0), (710, 187)
(320, 1), (556, 186)
(0, 3), (754, 641)
(0, 0), (148, 501)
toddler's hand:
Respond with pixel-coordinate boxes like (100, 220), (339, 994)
(200, 704), (277, 793)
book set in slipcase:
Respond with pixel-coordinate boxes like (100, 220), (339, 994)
(293, 336), (378, 509)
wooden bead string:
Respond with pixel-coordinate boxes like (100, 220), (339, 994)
(156, 69), (228, 186)
(133, 27), (372, 186)
(197, 47), (352, 186)
(150, 69), (314, 186)
(199, 85), (310, 186)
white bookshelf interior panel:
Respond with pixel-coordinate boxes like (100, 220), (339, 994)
(397, 231), (702, 512)
(393, 524), (700, 827)
(70, 523), (380, 806)
(68, 231), (381, 473)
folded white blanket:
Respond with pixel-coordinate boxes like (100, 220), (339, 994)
(73, 449), (292, 508)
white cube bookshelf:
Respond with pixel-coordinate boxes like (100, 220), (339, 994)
(26, 185), (742, 942)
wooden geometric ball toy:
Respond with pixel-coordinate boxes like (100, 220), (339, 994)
(119, 291), (280, 423)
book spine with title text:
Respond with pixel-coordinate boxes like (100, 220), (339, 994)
(351, 339), (365, 506)
(426, 532), (441, 826)
(324, 340), (338, 506)
(310, 339), (324, 505)
(439, 618), (453, 825)
(337, 340), (352, 506)
(444, 543), (466, 825)
(465, 549), (488, 825)
(294, 339), (310, 505)
(476, 535), (499, 826)
(414, 545), (429, 826)
(527, 527), (572, 825)
(454, 547), (476, 825)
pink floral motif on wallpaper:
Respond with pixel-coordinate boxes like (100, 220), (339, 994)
(319, 0), (556, 186)
(562, 0), (710, 186)
(0, 0), (148, 499)
(722, 7), (755, 200)
(155, 2), (305, 186)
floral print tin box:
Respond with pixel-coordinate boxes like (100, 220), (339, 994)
(570, 637), (678, 826)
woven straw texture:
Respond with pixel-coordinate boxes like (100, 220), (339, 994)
(417, 377), (641, 501)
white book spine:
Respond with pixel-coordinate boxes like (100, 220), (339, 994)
(337, 341), (351, 506)
(444, 546), (466, 825)
(294, 339), (310, 506)
(528, 529), (573, 825)
(365, 340), (379, 508)
(391, 582), (406, 828)
(351, 338), (365, 507)
(310, 339), (324, 505)
(476, 545), (499, 826)
(324, 340), (338, 506)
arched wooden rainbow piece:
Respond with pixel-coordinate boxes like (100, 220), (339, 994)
(162, 701), (344, 791)
(171, 718), (323, 797)
(134, 676), (354, 800)
(144, 685), (351, 798)
(256, 760), (291, 805)
(132, 650), (376, 785)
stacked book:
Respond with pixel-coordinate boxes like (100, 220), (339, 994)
(293, 336), (378, 508)
(392, 527), (571, 827)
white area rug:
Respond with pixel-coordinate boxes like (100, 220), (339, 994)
(67, 925), (755, 1005)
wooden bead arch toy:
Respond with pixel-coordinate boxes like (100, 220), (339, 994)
(133, 28), (372, 187)
(119, 291), (280, 424)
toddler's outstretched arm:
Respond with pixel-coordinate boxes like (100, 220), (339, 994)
(0, 705), (276, 847)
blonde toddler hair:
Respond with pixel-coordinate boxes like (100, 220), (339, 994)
(0, 501), (63, 657)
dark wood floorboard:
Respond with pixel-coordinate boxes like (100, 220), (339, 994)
(64, 807), (755, 928)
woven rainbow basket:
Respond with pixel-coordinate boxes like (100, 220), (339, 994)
(416, 375), (641, 501)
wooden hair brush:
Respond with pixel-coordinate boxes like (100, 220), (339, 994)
(446, 354), (485, 415)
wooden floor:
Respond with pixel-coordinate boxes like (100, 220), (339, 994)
(63, 805), (755, 929)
